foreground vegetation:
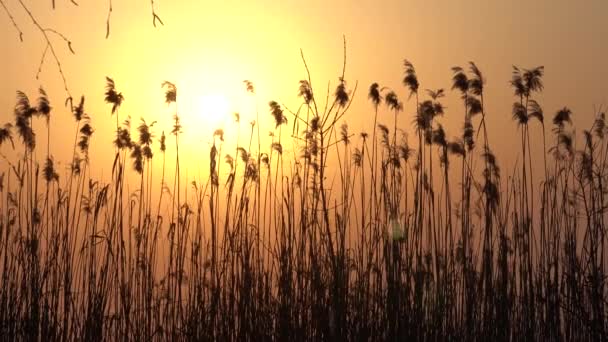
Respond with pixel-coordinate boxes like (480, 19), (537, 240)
(0, 55), (606, 341)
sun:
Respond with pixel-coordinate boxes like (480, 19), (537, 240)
(195, 93), (231, 129)
(177, 91), (237, 167)
(176, 91), (235, 152)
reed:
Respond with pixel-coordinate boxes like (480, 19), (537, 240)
(0, 53), (605, 341)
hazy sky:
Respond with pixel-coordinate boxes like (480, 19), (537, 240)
(1, 0), (607, 177)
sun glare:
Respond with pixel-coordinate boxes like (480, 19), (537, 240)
(195, 93), (231, 129)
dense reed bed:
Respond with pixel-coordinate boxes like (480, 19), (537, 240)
(0, 56), (606, 341)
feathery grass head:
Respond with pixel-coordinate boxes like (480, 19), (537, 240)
(335, 78), (349, 107)
(298, 80), (313, 104)
(15, 91), (36, 119)
(78, 120), (94, 155)
(426, 88), (445, 100)
(130, 144), (143, 174)
(71, 155), (81, 175)
(414, 110), (428, 134)
(161, 81), (177, 104)
(468, 62), (484, 96)
(432, 124), (447, 147)
(368, 82), (382, 107)
(310, 116), (321, 133)
(237, 147), (249, 163)
(416, 100), (436, 131)
(463, 118), (475, 151)
(388, 145), (400, 167)
(527, 100), (544, 123)
(448, 139), (465, 157)
(0, 123), (14, 149)
(385, 91), (402, 112)
(340, 123), (350, 145)
(307, 139), (319, 157)
(523, 66), (544, 94)
(104, 77), (124, 114)
(512, 102), (528, 126)
(468, 97), (482, 117)
(213, 129), (225, 142)
(210, 144), (218, 163)
(510, 66), (526, 98)
(269, 101), (287, 128)
(433, 102), (445, 117)
(43, 157), (59, 183)
(398, 135), (414, 162)
(243, 80), (255, 94)
(36, 87), (51, 123)
(481, 146), (500, 179)
(142, 145), (153, 160)
(594, 112), (606, 139)
(15, 116), (35, 151)
(419, 99), (434, 117)
(377, 124), (390, 148)
(138, 119), (155, 146)
(114, 127), (132, 150)
(73, 96), (86, 121)
(402, 59), (419, 98)
(511, 65), (544, 98)
(451, 66), (469, 95)
(171, 115), (182, 135)
(555, 131), (574, 158)
(553, 107), (572, 130)
(352, 148), (362, 167)
(14, 93), (36, 151)
(224, 154), (234, 171)
(244, 158), (258, 181)
(159, 131), (166, 152)
(260, 153), (269, 166)
(271, 142), (283, 155)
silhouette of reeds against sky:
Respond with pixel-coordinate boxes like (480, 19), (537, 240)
(3, 2), (608, 340)
(1, 0), (607, 176)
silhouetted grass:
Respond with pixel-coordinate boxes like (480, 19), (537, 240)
(0, 54), (606, 341)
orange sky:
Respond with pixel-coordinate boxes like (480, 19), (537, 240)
(1, 0), (608, 179)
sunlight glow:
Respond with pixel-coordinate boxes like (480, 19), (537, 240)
(195, 93), (231, 130)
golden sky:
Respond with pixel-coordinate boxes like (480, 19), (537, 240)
(1, 0), (608, 178)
